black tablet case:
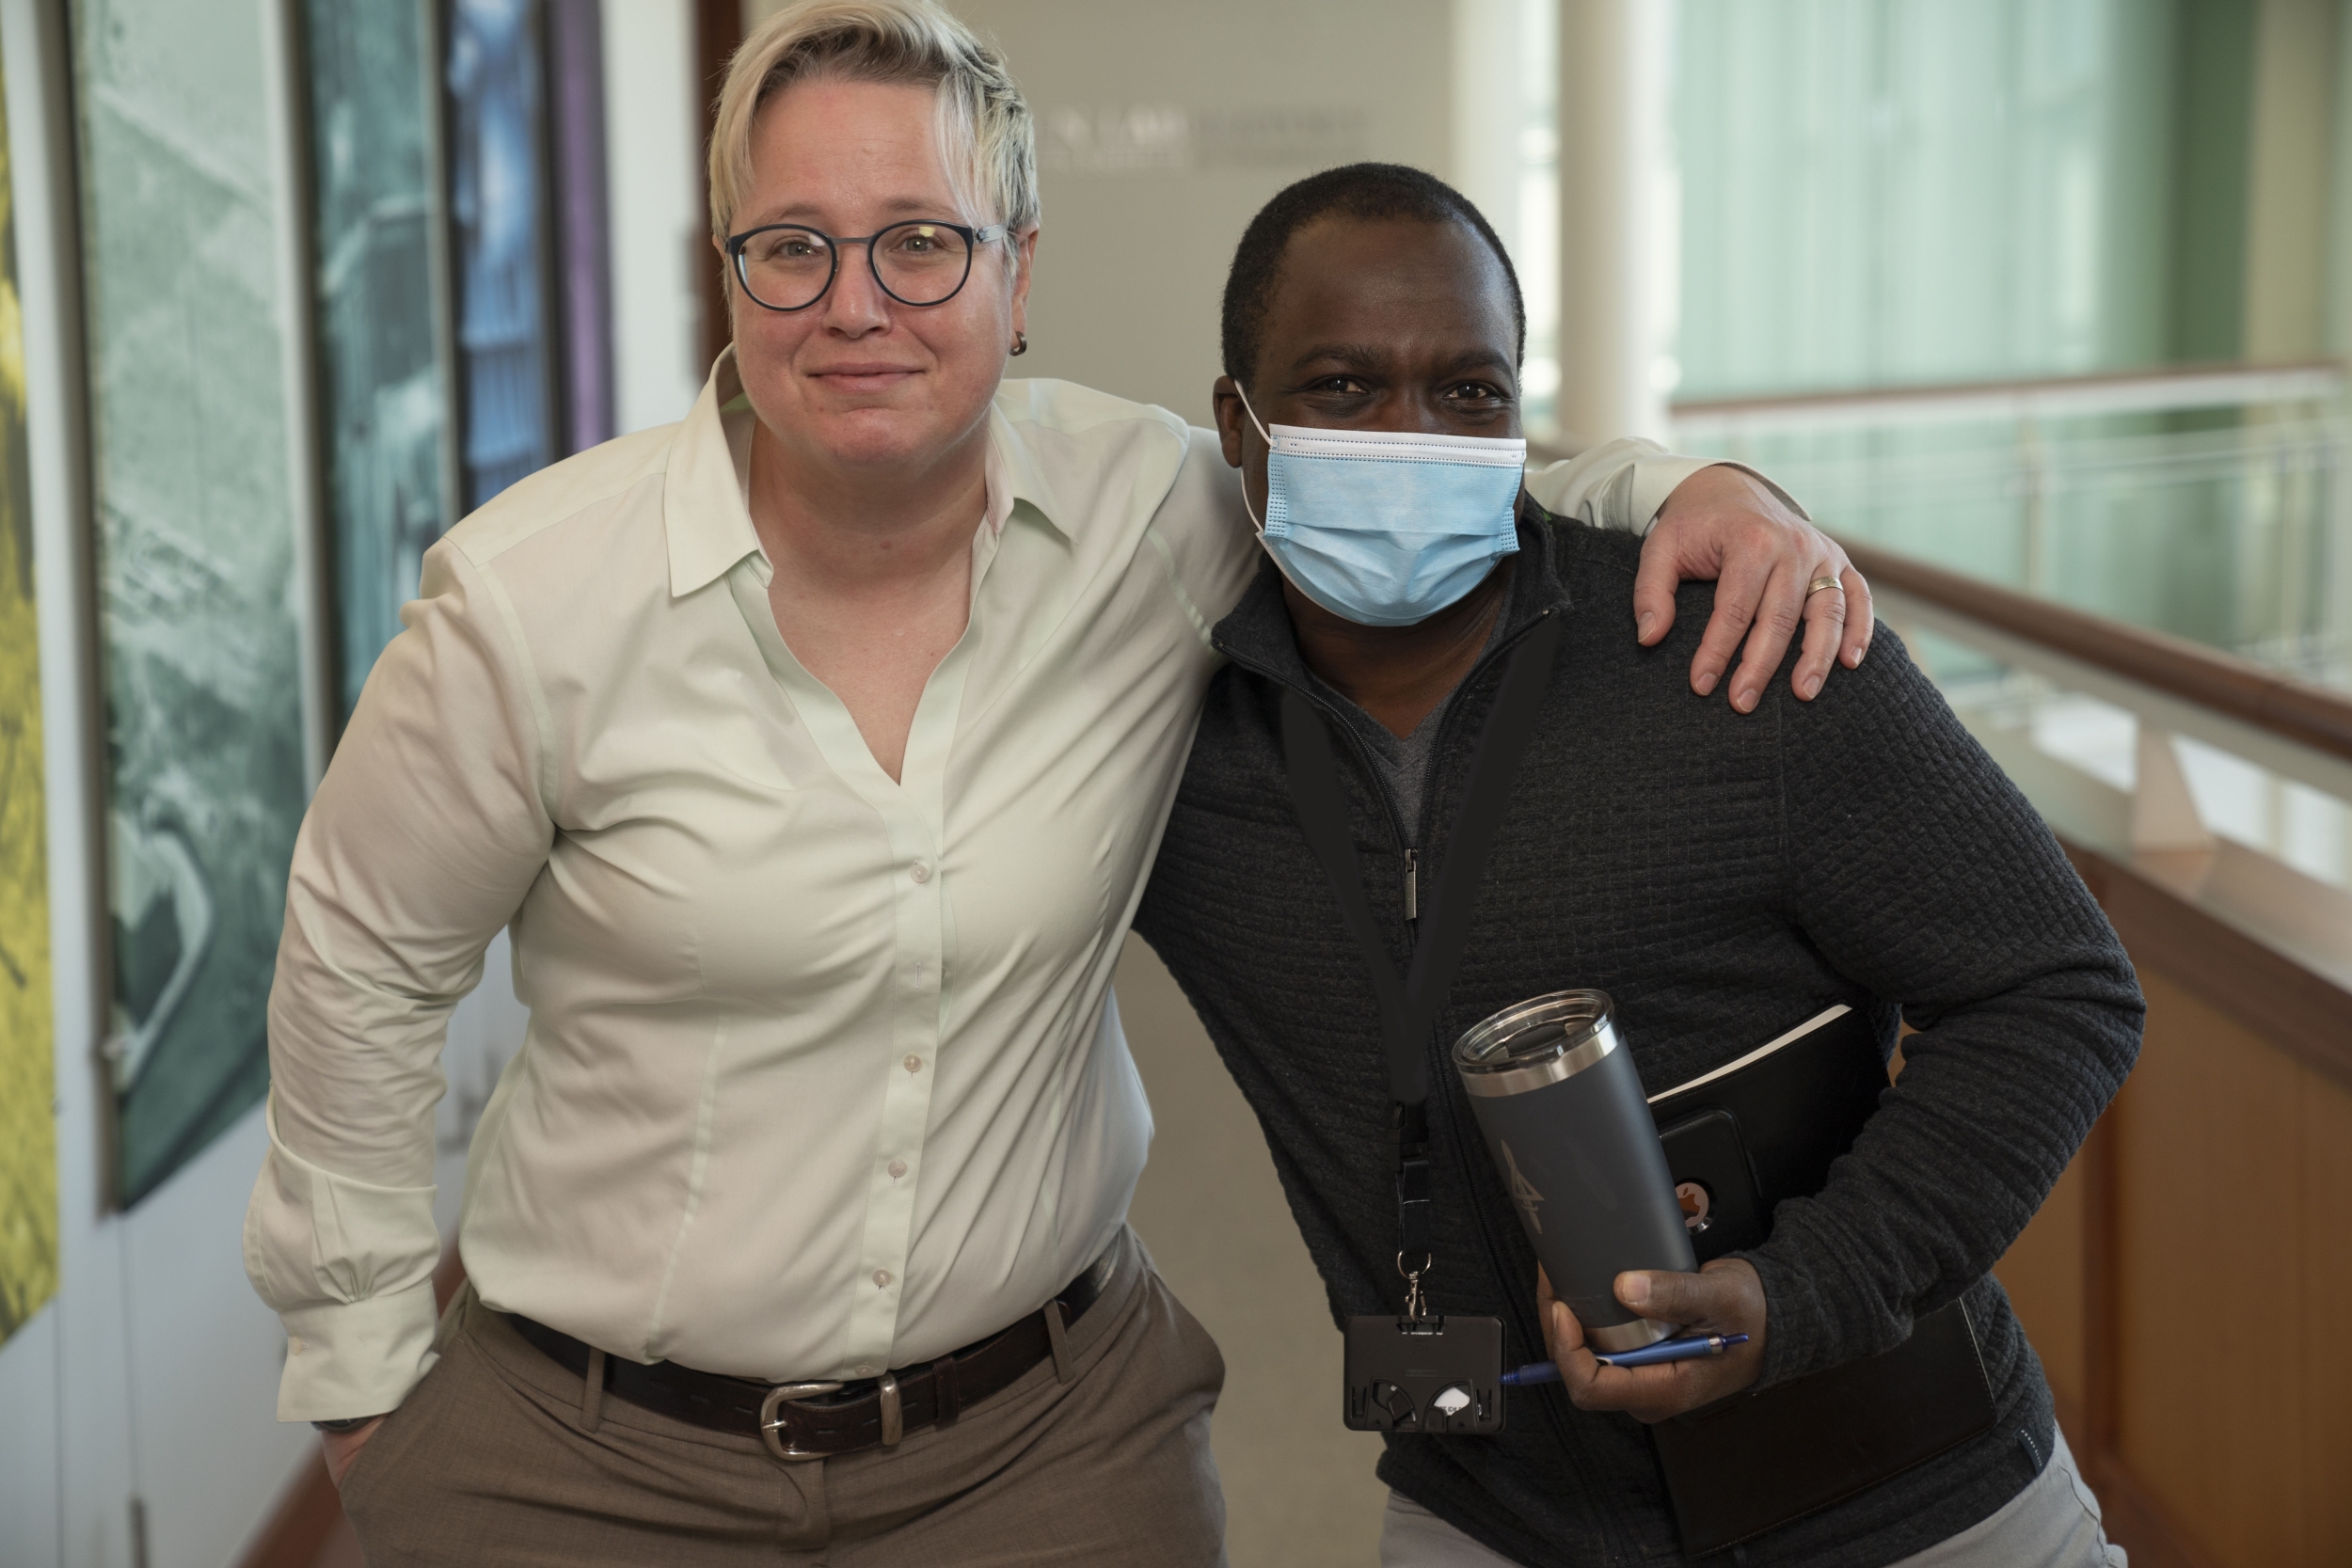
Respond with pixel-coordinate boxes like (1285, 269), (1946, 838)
(1643, 1006), (1997, 1558)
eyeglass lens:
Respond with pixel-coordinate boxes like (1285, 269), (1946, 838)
(738, 223), (977, 311)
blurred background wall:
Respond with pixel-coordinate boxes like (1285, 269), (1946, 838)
(870, 0), (1453, 424)
(0, 2), (2348, 1566)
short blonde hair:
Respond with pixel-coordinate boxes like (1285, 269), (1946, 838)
(708, 0), (1040, 242)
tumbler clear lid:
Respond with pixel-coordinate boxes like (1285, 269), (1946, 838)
(1452, 990), (1618, 1095)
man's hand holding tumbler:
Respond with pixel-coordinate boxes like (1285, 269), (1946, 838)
(1454, 990), (1770, 1423)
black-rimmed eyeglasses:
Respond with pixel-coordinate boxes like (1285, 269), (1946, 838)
(724, 220), (1009, 313)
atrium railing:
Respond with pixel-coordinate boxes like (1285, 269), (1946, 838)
(1671, 359), (2344, 438)
(1670, 361), (2352, 693)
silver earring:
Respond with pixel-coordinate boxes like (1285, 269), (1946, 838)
(1010, 331), (1028, 356)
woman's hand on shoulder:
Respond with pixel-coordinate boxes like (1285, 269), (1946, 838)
(1637, 465), (1873, 713)
(1537, 1260), (1769, 1424)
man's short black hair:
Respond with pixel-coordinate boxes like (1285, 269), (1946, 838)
(1219, 163), (1526, 388)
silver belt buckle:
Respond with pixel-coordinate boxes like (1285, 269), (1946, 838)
(758, 1381), (845, 1462)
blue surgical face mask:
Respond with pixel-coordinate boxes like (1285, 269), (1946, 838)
(1235, 386), (1525, 627)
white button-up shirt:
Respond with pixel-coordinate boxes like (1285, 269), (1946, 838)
(245, 356), (1716, 1420)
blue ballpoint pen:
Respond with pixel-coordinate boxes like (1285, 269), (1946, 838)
(1500, 1333), (1750, 1385)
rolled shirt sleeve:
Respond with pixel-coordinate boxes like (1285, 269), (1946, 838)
(1524, 437), (1809, 532)
(245, 537), (553, 1421)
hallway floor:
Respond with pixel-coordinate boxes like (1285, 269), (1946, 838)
(1120, 935), (1391, 1565)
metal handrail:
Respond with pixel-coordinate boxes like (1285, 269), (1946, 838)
(1670, 358), (2344, 436)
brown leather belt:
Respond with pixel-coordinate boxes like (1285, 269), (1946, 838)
(505, 1243), (1120, 1462)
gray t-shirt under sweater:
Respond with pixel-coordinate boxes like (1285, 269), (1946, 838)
(1308, 615), (1503, 850)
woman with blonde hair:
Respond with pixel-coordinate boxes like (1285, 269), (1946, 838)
(246, 2), (1869, 1561)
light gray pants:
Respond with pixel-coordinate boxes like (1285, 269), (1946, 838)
(1379, 1429), (2127, 1567)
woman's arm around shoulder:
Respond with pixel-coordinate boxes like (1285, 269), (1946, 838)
(1528, 440), (1876, 712)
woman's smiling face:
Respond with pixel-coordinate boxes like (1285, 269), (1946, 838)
(724, 76), (1035, 476)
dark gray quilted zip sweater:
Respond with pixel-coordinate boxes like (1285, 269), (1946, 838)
(1133, 512), (2141, 1566)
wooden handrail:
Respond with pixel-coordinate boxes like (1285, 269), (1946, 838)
(1839, 539), (2352, 768)
(1824, 536), (2352, 1092)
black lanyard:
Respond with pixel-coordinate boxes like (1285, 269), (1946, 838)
(1279, 612), (1562, 1313)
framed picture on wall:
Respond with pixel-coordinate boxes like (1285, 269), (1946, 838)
(546, 0), (613, 454)
(300, 0), (459, 724)
(71, 0), (317, 1208)
(304, 0), (613, 731)
(445, 0), (561, 510)
(57, 0), (619, 1209)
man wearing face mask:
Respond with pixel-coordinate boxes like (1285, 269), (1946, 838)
(1132, 165), (2141, 1568)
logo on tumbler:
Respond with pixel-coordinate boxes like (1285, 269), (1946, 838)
(1501, 1140), (1545, 1234)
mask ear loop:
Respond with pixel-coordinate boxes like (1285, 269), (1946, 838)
(1232, 385), (1323, 609)
(1232, 384), (1276, 534)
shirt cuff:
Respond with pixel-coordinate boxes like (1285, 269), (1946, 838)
(246, 1093), (445, 1421)
(1628, 458), (1814, 536)
(275, 1281), (442, 1422)
(1521, 440), (1812, 537)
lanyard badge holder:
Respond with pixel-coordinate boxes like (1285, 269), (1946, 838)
(1335, 1099), (1506, 1435)
(1280, 614), (1563, 1439)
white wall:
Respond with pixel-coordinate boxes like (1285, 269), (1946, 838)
(603, 0), (708, 434)
(926, 0), (1456, 427)
(1456, 0), (1561, 431)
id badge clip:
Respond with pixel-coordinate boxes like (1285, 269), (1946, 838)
(1341, 1254), (1506, 1434)
(1342, 1311), (1507, 1433)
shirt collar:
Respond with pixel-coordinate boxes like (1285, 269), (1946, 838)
(982, 388), (1072, 542)
(664, 354), (1071, 598)
(664, 349), (764, 597)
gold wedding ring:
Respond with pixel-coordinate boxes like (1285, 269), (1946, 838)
(1806, 575), (1842, 596)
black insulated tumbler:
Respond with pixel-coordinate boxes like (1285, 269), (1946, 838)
(1453, 990), (1694, 1353)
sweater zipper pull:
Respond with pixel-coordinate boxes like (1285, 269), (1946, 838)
(1403, 849), (1419, 923)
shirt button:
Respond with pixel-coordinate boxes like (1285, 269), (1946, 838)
(909, 862), (932, 884)
(904, 1054), (923, 1073)
(888, 1159), (908, 1179)
(854, 1363), (874, 1376)
(873, 1269), (892, 1288)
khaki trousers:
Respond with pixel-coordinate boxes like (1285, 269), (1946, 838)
(342, 1228), (1228, 1566)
